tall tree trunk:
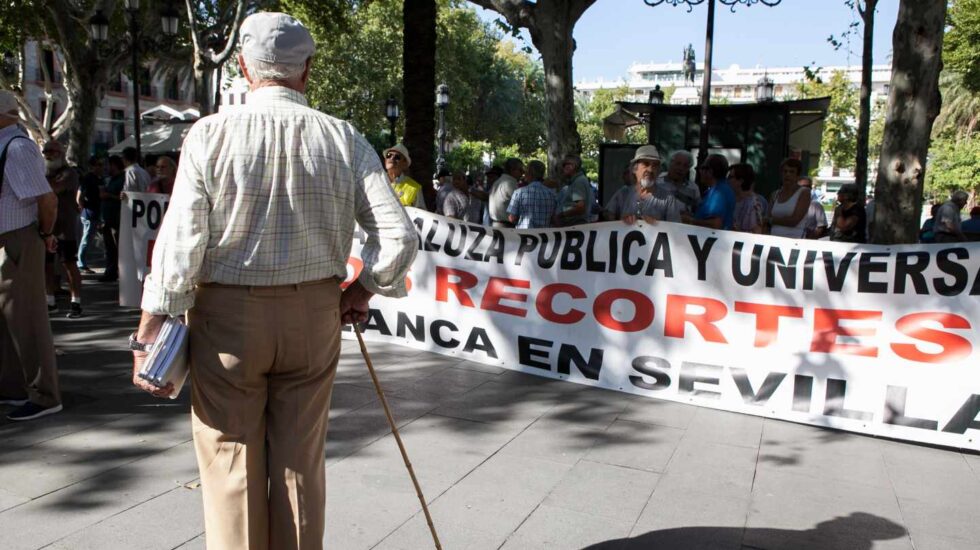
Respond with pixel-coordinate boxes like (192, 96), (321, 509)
(64, 80), (101, 166)
(528, 9), (580, 177)
(194, 63), (214, 117)
(872, 0), (946, 244)
(854, 0), (877, 199)
(403, 0), (437, 207)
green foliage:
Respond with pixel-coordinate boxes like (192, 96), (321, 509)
(285, 0), (546, 154)
(797, 68), (858, 169)
(576, 85), (644, 181)
(925, 134), (980, 202)
(867, 97), (886, 162)
(445, 139), (542, 173)
(944, 0), (980, 94)
(935, 70), (980, 138)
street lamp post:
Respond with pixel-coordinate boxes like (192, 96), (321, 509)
(643, 0), (782, 167)
(385, 96), (400, 147)
(435, 84), (449, 176)
(755, 73), (775, 103)
(89, 0), (180, 161)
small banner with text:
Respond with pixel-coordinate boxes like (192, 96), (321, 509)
(119, 192), (170, 308)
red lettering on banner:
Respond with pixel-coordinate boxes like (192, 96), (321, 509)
(811, 308), (881, 357)
(734, 302), (805, 348)
(146, 239), (155, 268)
(665, 295), (728, 343)
(891, 312), (973, 364)
(593, 289), (654, 332)
(435, 266), (478, 306)
(536, 283), (587, 324)
(343, 257), (364, 289)
(481, 277), (531, 317)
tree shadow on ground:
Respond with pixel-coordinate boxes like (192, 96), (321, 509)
(582, 512), (907, 550)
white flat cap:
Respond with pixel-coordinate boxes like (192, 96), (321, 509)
(0, 90), (19, 116)
(240, 12), (315, 66)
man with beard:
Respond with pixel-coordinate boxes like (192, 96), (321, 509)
(657, 150), (700, 214)
(42, 141), (83, 318)
(610, 145), (681, 225)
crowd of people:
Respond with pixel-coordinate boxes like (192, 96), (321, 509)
(383, 142), (980, 246)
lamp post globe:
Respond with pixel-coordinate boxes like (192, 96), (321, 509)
(435, 84), (449, 175)
(124, 0), (140, 11)
(88, 10), (110, 42)
(161, 4), (180, 36)
(385, 96), (399, 147)
(755, 74), (775, 103)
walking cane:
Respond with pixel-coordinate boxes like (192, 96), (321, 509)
(353, 324), (442, 550)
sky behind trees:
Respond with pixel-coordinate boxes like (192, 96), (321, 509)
(469, 0), (900, 82)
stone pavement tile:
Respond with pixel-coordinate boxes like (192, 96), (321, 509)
(492, 369), (589, 394)
(374, 514), (505, 550)
(428, 453), (572, 537)
(757, 420), (891, 488)
(329, 383), (382, 418)
(451, 359), (508, 376)
(897, 496), (980, 542)
(880, 440), (980, 506)
(618, 398), (700, 430)
(627, 487), (749, 550)
(431, 381), (563, 432)
(46, 485), (204, 550)
(500, 504), (634, 550)
(964, 452), (980, 480)
(908, 531), (980, 550)
(499, 415), (615, 465)
(542, 460), (660, 523)
(585, 419), (685, 473)
(325, 395), (438, 465)
(0, 441), (200, 550)
(747, 469), (911, 550)
(0, 410), (191, 499)
(682, 407), (763, 449)
(384, 366), (499, 402)
(0, 487), (28, 513)
(173, 534), (205, 549)
(655, 439), (758, 500)
(541, 386), (635, 429)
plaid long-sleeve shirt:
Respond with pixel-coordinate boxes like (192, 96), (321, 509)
(141, 86), (418, 316)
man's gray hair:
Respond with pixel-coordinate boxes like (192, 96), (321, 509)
(243, 56), (307, 82)
(526, 160), (546, 181)
(951, 190), (969, 202)
(668, 150), (694, 166)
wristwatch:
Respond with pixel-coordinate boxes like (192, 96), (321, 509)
(38, 230), (52, 239)
(128, 332), (154, 353)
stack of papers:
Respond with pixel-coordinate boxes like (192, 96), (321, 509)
(138, 316), (190, 399)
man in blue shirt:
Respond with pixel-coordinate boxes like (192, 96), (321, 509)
(507, 160), (556, 228)
(683, 154), (735, 230)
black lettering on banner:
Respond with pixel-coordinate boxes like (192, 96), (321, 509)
(556, 344), (602, 380)
(822, 251), (856, 292)
(678, 361), (722, 399)
(584, 231), (607, 272)
(485, 230), (505, 264)
(793, 374), (814, 412)
(802, 250), (818, 290)
(730, 368), (787, 405)
(622, 231), (646, 276)
(515, 234), (538, 267)
(131, 199), (146, 228)
(629, 356), (672, 391)
(396, 313), (425, 342)
(822, 379), (873, 421)
(607, 231), (619, 273)
(444, 224), (466, 257)
(518, 335), (552, 370)
(537, 233), (562, 269)
(731, 242), (763, 286)
(883, 386), (939, 430)
(363, 309), (391, 336)
(560, 231), (585, 270)
(934, 248), (969, 296)
(423, 219), (441, 252)
(146, 200), (163, 230)
(430, 319), (460, 348)
(857, 252), (890, 294)
(894, 252), (930, 294)
(463, 327), (498, 358)
(644, 233), (673, 277)
(941, 395), (980, 434)
(687, 235), (717, 281)
(465, 226), (487, 262)
(765, 248), (800, 289)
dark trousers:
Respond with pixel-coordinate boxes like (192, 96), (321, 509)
(101, 224), (119, 277)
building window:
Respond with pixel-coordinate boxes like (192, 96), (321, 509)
(109, 73), (123, 93)
(227, 93), (234, 106)
(139, 68), (152, 97)
(166, 76), (180, 101)
(240, 92), (246, 104)
(111, 109), (125, 144)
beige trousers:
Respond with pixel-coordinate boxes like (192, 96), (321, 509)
(188, 279), (341, 550)
(0, 224), (60, 407)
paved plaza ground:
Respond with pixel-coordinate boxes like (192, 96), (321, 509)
(1, 276), (979, 550)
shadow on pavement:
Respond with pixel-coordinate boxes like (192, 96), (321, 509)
(581, 512), (907, 550)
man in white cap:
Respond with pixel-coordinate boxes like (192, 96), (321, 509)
(603, 145), (681, 224)
(0, 90), (62, 422)
(130, 12), (417, 549)
(383, 142), (425, 209)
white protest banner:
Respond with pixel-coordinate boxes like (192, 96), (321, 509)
(118, 192), (171, 308)
(345, 208), (980, 451)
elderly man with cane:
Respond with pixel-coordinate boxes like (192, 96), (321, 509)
(130, 13), (418, 550)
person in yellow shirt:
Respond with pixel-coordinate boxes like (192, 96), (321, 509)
(384, 143), (426, 209)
